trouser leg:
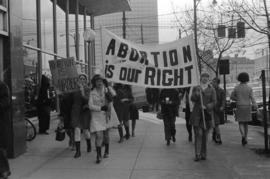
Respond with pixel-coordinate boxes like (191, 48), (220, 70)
(0, 148), (10, 174)
(194, 127), (203, 156)
(131, 120), (136, 136)
(124, 120), (130, 139)
(170, 116), (176, 138)
(163, 116), (171, 141)
(201, 128), (209, 158)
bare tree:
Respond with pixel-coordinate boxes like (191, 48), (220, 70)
(171, 2), (259, 76)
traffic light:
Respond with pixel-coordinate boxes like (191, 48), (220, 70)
(217, 25), (226, 37)
(237, 22), (245, 38)
(228, 27), (236, 38)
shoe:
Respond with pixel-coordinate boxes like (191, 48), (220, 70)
(39, 131), (49, 135)
(166, 140), (170, 146)
(118, 137), (124, 143)
(194, 155), (200, 162)
(200, 155), (206, 160)
(188, 135), (192, 142)
(172, 136), (176, 142)
(242, 137), (247, 146)
(103, 153), (109, 158)
(215, 134), (222, 145)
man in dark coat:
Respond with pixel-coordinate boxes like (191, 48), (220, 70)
(0, 80), (11, 178)
(37, 75), (51, 134)
(212, 77), (226, 144)
(159, 88), (180, 146)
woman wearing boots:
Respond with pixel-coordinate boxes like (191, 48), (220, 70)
(230, 72), (257, 146)
(71, 74), (92, 158)
(89, 74), (110, 164)
(113, 84), (133, 142)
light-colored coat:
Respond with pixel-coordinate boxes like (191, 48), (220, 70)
(89, 88), (107, 133)
(230, 83), (257, 122)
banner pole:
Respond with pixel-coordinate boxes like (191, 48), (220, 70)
(192, 34), (206, 130)
(100, 26), (105, 75)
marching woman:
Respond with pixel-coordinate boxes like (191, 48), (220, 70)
(230, 72), (257, 146)
(71, 74), (92, 158)
(89, 74), (114, 164)
(190, 73), (216, 161)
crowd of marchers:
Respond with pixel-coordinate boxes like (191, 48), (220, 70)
(0, 71), (258, 178)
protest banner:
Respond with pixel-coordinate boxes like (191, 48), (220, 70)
(101, 28), (200, 88)
(49, 57), (80, 93)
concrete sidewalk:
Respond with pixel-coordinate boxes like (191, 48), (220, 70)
(8, 112), (270, 179)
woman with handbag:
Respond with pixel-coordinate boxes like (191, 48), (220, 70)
(190, 73), (216, 161)
(230, 72), (257, 146)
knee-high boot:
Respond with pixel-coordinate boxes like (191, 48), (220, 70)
(86, 139), (92, 152)
(124, 126), (130, 140)
(118, 126), (124, 143)
(96, 147), (102, 164)
(103, 144), (109, 158)
(74, 141), (81, 158)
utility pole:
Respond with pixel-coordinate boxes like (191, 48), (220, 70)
(122, 11), (126, 39)
(36, 0), (42, 84)
(179, 29), (181, 39)
(140, 24), (144, 44)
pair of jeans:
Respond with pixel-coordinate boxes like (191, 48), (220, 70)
(163, 115), (176, 141)
(193, 126), (209, 157)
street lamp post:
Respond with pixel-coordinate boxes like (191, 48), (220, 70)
(60, 33), (77, 60)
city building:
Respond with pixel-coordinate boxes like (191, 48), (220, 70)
(253, 48), (270, 83)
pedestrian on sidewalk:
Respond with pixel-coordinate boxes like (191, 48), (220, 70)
(0, 79), (11, 178)
(190, 73), (216, 161)
(37, 75), (51, 135)
(113, 84), (133, 142)
(129, 102), (139, 137)
(212, 77), (226, 145)
(59, 92), (75, 150)
(159, 88), (180, 146)
(71, 74), (92, 158)
(230, 72), (257, 146)
(89, 74), (110, 164)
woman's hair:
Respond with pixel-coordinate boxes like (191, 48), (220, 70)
(212, 77), (220, 84)
(91, 74), (104, 89)
(237, 72), (249, 83)
(201, 72), (210, 78)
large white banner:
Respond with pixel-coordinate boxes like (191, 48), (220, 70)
(101, 28), (200, 88)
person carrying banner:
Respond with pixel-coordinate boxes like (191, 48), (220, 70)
(212, 77), (226, 144)
(159, 88), (180, 146)
(190, 73), (216, 161)
(71, 74), (91, 158)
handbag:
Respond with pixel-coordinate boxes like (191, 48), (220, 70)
(156, 111), (164, 120)
(55, 127), (65, 141)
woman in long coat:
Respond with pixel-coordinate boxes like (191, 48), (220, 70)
(230, 72), (257, 146)
(190, 73), (216, 161)
(89, 74), (111, 164)
(71, 74), (91, 158)
(37, 75), (51, 134)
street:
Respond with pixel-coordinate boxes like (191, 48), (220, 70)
(9, 112), (270, 179)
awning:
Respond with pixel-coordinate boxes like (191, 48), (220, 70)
(53, 0), (131, 16)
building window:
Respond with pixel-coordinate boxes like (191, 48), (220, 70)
(0, 0), (8, 36)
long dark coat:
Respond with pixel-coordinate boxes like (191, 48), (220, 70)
(0, 81), (10, 150)
(71, 87), (91, 129)
(213, 86), (226, 125)
(190, 85), (216, 129)
(159, 89), (180, 118)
